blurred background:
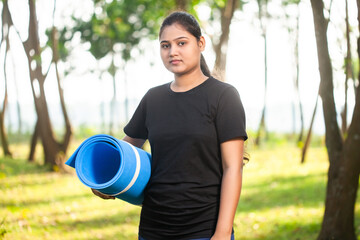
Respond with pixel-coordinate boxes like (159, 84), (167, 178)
(0, 0), (359, 239)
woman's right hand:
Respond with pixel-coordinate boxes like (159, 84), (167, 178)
(91, 188), (115, 200)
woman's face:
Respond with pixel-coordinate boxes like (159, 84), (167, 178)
(159, 23), (205, 76)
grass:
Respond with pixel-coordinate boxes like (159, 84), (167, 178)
(0, 143), (359, 240)
(235, 146), (331, 240)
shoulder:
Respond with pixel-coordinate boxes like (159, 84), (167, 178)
(143, 82), (170, 99)
(149, 82), (170, 92)
(206, 76), (240, 98)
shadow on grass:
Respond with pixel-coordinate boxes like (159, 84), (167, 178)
(41, 207), (141, 239)
(2, 201), (140, 239)
(0, 156), (49, 177)
(0, 171), (75, 189)
(1, 192), (91, 210)
(239, 173), (327, 212)
(239, 221), (321, 240)
(61, 208), (140, 230)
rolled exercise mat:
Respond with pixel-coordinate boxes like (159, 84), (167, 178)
(65, 134), (151, 205)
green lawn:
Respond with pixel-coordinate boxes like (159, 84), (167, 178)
(0, 145), (359, 240)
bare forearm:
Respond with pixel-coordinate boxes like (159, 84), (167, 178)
(213, 168), (242, 238)
(123, 135), (146, 148)
(212, 138), (244, 239)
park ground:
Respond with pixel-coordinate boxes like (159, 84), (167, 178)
(0, 137), (360, 240)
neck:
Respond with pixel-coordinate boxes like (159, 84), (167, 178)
(172, 69), (208, 92)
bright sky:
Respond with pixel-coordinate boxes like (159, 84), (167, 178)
(0, 0), (358, 134)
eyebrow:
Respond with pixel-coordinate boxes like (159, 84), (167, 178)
(160, 36), (189, 44)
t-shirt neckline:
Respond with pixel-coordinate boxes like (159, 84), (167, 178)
(167, 77), (213, 95)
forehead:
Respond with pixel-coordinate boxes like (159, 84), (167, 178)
(159, 23), (194, 41)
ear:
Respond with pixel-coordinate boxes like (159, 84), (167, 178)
(198, 36), (206, 52)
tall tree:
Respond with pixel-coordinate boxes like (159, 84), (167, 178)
(49, 24), (73, 161)
(301, 0), (332, 163)
(255, 0), (269, 145)
(29, 3), (73, 165)
(310, 0), (360, 239)
(341, 0), (354, 135)
(8, 0), (73, 169)
(10, 54), (22, 135)
(209, 0), (240, 81)
(0, 0), (13, 157)
(21, 0), (57, 165)
(108, 54), (118, 135)
(301, 91), (319, 163)
(283, 0), (304, 143)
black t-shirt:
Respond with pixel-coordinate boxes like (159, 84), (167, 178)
(124, 77), (247, 240)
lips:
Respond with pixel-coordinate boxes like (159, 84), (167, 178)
(170, 59), (181, 64)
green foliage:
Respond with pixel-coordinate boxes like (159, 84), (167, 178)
(72, 0), (174, 62)
(213, 0), (226, 8)
(52, 0), (202, 78)
(45, 27), (72, 62)
(50, 0), (249, 78)
(200, 0), (246, 11)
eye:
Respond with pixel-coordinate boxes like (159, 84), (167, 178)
(178, 41), (186, 46)
(161, 44), (170, 49)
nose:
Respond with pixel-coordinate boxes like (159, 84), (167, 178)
(169, 45), (179, 57)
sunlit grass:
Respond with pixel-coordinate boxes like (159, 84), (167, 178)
(1, 144), (359, 239)
(0, 161), (141, 240)
(235, 146), (331, 240)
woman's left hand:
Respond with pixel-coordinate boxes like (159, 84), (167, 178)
(210, 232), (232, 240)
(91, 188), (115, 200)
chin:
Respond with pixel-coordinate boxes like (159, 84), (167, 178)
(166, 68), (186, 75)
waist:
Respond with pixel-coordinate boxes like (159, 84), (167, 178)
(139, 201), (220, 240)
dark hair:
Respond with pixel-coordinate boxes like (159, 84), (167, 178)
(159, 11), (211, 77)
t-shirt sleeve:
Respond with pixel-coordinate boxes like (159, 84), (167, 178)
(216, 86), (248, 143)
(123, 92), (148, 140)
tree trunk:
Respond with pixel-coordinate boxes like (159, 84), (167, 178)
(10, 54), (22, 135)
(21, 0), (60, 167)
(293, 4), (304, 143)
(301, 94), (319, 164)
(255, 0), (269, 146)
(123, 64), (129, 124)
(109, 77), (116, 135)
(255, 35), (268, 145)
(341, 0), (353, 135)
(109, 56), (117, 135)
(100, 78), (106, 132)
(28, 5), (74, 169)
(311, 0), (360, 239)
(0, 102), (11, 157)
(28, 120), (39, 162)
(51, 26), (72, 156)
(0, 68), (12, 157)
(212, 0), (238, 81)
(255, 104), (266, 146)
(0, 0), (13, 157)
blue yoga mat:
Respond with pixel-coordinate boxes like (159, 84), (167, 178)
(66, 134), (151, 205)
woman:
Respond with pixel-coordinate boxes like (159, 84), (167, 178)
(93, 11), (248, 240)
